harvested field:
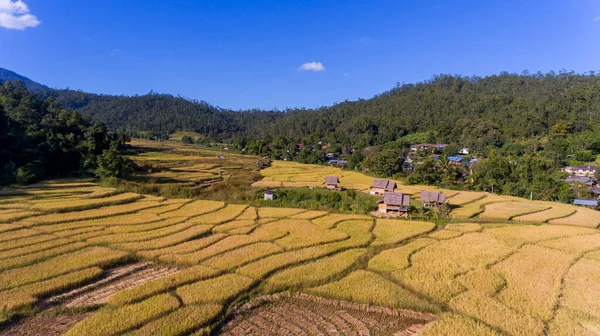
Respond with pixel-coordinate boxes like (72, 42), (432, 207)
(44, 262), (181, 308)
(221, 292), (436, 336)
(0, 313), (93, 336)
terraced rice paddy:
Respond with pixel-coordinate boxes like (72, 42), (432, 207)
(0, 180), (599, 335)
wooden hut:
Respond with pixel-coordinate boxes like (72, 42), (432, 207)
(324, 176), (340, 190)
(420, 191), (447, 208)
(378, 192), (411, 213)
(264, 190), (276, 201)
(370, 179), (397, 195)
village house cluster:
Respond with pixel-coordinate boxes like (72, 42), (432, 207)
(562, 164), (599, 207)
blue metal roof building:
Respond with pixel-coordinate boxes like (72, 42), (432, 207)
(573, 199), (599, 207)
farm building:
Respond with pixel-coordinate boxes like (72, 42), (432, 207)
(573, 199), (599, 208)
(459, 147), (470, 155)
(565, 176), (594, 186)
(324, 176), (340, 190)
(410, 143), (448, 151)
(420, 191), (447, 207)
(563, 165), (598, 177)
(370, 179), (397, 195)
(593, 187), (600, 199)
(447, 156), (463, 165)
(264, 190), (276, 201)
(378, 192), (411, 214)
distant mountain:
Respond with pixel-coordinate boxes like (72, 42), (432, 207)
(2, 67), (600, 148)
(0, 68), (49, 93)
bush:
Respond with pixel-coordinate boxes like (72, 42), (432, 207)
(94, 148), (129, 179)
(15, 161), (45, 184)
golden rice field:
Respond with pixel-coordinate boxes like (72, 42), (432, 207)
(0, 179), (599, 335)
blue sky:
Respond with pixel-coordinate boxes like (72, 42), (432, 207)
(0, 0), (599, 110)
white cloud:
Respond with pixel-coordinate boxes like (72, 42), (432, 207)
(0, 0), (40, 30)
(297, 62), (325, 72)
(109, 49), (119, 57)
(595, 16), (600, 22)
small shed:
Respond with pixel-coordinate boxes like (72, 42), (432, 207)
(370, 179), (397, 195)
(447, 156), (463, 165)
(324, 176), (340, 190)
(420, 191), (447, 208)
(378, 192), (411, 213)
(264, 190), (276, 201)
(574, 199), (598, 208)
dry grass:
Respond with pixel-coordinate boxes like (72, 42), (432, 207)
(289, 210), (328, 220)
(160, 200), (224, 218)
(0, 267), (103, 313)
(0, 242), (87, 271)
(266, 248), (366, 290)
(0, 247), (129, 290)
(538, 234), (600, 254)
(549, 208), (600, 228)
(20, 201), (162, 224)
(64, 293), (180, 336)
(29, 192), (142, 212)
(87, 222), (194, 244)
(449, 194), (513, 219)
(455, 269), (504, 295)
(109, 265), (221, 306)
(428, 230), (463, 240)
(547, 308), (600, 336)
(160, 235), (258, 264)
(484, 224), (596, 247)
(127, 304), (223, 336)
(35, 213), (163, 232)
(236, 246), (331, 279)
(311, 214), (370, 229)
(372, 219), (435, 246)
(257, 207), (307, 218)
(444, 223), (482, 232)
(446, 192), (486, 205)
(250, 219), (347, 249)
(421, 313), (501, 336)
(513, 203), (577, 223)
(368, 238), (437, 272)
(201, 242), (283, 270)
(236, 207), (257, 220)
(307, 270), (439, 313)
(0, 228), (41, 243)
(321, 219), (373, 251)
(492, 245), (574, 320)
(212, 220), (255, 234)
(0, 211), (40, 223)
(0, 238), (73, 259)
(479, 201), (550, 220)
(187, 204), (248, 225)
(393, 233), (512, 303)
(136, 234), (227, 258)
(177, 273), (255, 304)
(106, 217), (188, 233)
(449, 290), (545, 336)
(114, 225), (213, 251)
(561, 258), (600, 320)
(0, 235), (59, 252)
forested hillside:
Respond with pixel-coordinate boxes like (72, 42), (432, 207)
(0, 81), (128, 185)
(2, 68), (600, 148)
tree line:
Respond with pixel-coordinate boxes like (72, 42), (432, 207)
(0, 81), (129, 185)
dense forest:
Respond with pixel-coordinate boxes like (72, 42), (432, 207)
(0, 80), (129, 185)
(3, 68), (600, 147)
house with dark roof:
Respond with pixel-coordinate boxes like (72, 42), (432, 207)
(565, 176), (594, 186)
(324, 176), (340, 190)
(378, 192), (411, 213)
(420, 191), (447, 208)
(592, 187), (600, 200)
(264, 190), (276, 201)
(370, 179), (397, 195)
